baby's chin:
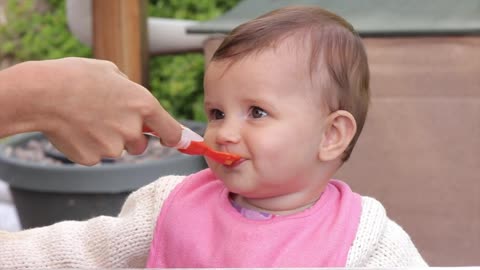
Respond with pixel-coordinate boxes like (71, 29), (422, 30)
(207, 159), (244, 173)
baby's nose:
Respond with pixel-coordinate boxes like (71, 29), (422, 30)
(215, 120), (241, 145)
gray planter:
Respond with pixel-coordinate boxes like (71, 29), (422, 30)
(0, 121), (207, 229)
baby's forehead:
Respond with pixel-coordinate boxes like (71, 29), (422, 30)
(242, 32), (319, 65)
(207, 42), (317, 84)
(252, 37), (332, 95)
(208, 34), (325, 80)
(205, 41), (330, 105)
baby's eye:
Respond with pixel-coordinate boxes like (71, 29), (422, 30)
(249, 106), (268, 119)
(208, 109), (225, 120)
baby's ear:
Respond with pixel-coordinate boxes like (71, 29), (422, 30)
(318, 110), (357, 162)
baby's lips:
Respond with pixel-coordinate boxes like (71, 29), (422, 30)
(225, 157), (246, 167)
(213, 151), (241, 166)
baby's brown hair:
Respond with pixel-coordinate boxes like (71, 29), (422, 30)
(211, 6), (370, 161)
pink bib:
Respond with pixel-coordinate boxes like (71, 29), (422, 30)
(147, 169), (361, 268)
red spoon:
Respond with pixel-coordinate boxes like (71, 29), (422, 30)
(143, 126), (241, 166)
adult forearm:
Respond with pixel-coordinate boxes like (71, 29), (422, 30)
(0, 61), (51, 138)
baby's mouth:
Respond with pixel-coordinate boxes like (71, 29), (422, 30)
(225, 158), (247, 168)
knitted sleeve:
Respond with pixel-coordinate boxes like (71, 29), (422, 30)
(0, 174), (185, 269)
(346, 197), (428, 267)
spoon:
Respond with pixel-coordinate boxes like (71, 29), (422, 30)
(143, 126), (241, 166)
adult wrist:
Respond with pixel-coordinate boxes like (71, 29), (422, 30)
(11, 61), (61, 134)
(0, 62), (38, 136)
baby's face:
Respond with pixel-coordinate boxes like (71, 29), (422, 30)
(203, 45), (329, 200)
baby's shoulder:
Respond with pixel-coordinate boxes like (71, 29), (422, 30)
(144, 174), (187, 200)
(347, 197), (391, 266)
(349, 196), (427, 267)
(359, 196), (387, 220)
(134, 174), (186, 193)
(151, 174), (187, 189)
(121, 174), (187, 214)
(350, 197), (390, 255)
(115, 174), (187, 224)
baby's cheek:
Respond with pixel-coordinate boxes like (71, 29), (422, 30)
(253, 142), (286, 168)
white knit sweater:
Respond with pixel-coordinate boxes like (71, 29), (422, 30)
(0, 175), (427, 269)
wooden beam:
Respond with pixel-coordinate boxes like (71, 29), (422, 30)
(92, 0), (148, 86)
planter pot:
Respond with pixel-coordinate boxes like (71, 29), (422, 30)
(0, 121), (207, 229)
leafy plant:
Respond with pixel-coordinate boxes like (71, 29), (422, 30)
(147, 0), (239, 121)
(0, 0), (240, 121)
(0, 0), (91, 61)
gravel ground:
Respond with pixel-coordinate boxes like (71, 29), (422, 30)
(3, 136), (178, 165)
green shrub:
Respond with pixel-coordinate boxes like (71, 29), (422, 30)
(0, 0), (91, 60)
(147, 0), (240, 121)
(0, 0), (240, 121)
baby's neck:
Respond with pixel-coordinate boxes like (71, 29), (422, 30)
(231, 186), (326, 216)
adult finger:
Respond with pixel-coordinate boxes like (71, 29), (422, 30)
(124, 134), (149, 155)
(144, 103), (182, 147)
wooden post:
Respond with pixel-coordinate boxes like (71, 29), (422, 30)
(92, 0), (148, 86)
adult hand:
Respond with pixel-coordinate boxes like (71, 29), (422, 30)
(0, 57), (182, 165)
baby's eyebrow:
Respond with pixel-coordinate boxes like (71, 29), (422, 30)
(242, 96), (266, 104)
(203, 100), (216, 108)
(242, 98), (279, 113)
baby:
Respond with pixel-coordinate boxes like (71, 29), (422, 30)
(0, 6), (427, 268)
